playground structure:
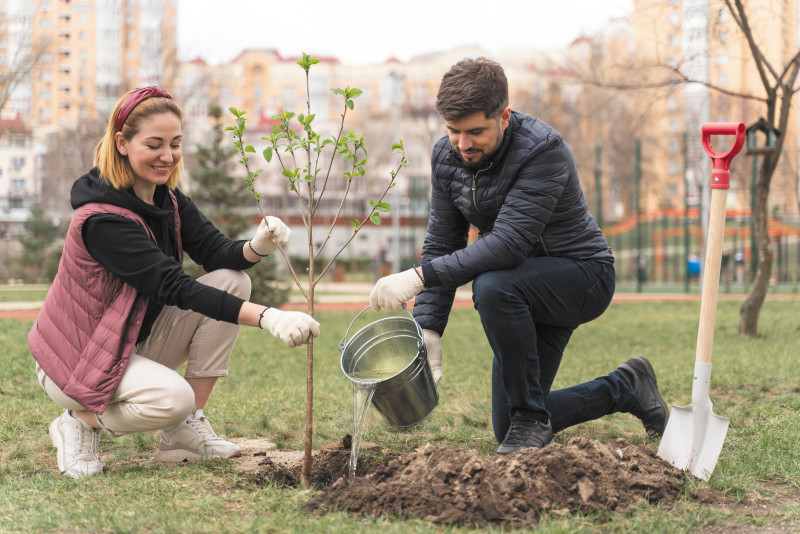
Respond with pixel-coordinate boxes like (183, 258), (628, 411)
(604, 207), (800, 291)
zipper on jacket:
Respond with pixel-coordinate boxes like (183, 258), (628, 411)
(471, 162), (493, 214)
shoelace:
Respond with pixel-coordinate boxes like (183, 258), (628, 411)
(185, 416), (221, 441)
(73, 421), (101, 459)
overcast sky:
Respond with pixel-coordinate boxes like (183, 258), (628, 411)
(177, 0), (634, 66)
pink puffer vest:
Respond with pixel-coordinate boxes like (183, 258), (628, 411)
(28, 196), (182, 415)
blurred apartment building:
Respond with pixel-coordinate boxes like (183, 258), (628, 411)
(0, 0), (177, 233)
(1, 0), (798, 254)
(631, 0), (798, 219)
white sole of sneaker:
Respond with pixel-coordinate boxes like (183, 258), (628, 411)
(49, 417), (68, 475)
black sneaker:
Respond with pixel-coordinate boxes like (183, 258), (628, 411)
(618, 355), (669, 436)
(495, 414), (554, 455)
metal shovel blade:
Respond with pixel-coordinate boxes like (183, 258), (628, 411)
(657, 362), (730, 481)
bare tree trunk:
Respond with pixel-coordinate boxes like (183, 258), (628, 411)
(739, 157), (775, 335)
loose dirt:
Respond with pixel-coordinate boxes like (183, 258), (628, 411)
(248, 436), (693, 528)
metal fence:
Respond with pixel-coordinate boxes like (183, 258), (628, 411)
(604, 208), (800, 292)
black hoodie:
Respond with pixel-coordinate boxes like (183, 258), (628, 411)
(72, 168), (256, 343)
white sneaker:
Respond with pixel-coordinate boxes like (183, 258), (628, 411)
(154, 409), (242, 463)
(49, 410), (103, 478)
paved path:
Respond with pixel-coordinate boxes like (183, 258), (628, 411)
(2, 283), (798, 320)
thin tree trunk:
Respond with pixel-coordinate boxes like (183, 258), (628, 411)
(300, 336), (314, 486)
(300, 215), (315, 487)
(739, 159), (774, 336)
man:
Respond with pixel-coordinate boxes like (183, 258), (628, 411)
(370, 57), (668, 454)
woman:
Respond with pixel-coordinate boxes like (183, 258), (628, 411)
(28, 86), (320, 478)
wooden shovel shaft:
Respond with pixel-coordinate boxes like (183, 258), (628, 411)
(696, 188), (728, 365)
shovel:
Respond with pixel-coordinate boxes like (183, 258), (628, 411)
(657, 122), (746, 481)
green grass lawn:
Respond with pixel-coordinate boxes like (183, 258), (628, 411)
(2, 302), (799, 532)
(0, 285), (50, 303)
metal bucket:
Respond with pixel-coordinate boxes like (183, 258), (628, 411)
(339, 307), (438, 427)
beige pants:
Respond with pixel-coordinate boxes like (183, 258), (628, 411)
(36, 269), (251, 436)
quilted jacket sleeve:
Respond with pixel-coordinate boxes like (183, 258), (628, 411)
(411, 150), (471, 335)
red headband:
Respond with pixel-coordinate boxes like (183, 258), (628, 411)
(115, 86), (173, 132)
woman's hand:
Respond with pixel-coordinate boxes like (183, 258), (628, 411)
(258, 308), (320, 348)
(249, 216), (291, 257)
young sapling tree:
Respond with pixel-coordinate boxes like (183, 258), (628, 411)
(227, 53), (408, 486)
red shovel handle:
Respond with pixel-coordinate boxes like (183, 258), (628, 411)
(701, 122), (746, 189)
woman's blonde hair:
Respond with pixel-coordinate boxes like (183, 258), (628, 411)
(94, 89), (184, 189)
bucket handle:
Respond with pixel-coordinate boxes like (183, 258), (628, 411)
(338, 305), (424, 354)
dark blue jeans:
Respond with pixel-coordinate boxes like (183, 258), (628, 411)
(471, 256), (634, 442)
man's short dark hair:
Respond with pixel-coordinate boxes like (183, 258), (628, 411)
(435, 57), (509, 122)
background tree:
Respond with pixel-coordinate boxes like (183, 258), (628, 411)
(12, 203), (61, 283)
(717, 0), (800, 336)
(0, 13), (49, 115)
(186, 104), (289, 307)
(588, 0), (798, 336)
(39, 118), (108, 224)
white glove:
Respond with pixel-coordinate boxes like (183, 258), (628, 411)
(259, 308), (320, 348)
(250, 216), (291, 256)
(423, 329), (442, 384)
(369, 268), (425, 311)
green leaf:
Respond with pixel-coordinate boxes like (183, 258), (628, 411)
(282, 169), (296, 180)
(245, 145), (255, 153)
(370, 201), (391, 213)
(331, 88), (345, 96)
(351, 219), (360, 229)
(391, 142), (402, 150)
(345, 100), (354, 110)
(348, 88), (363, 98)
(370, 212), (382, 226)
(263, 147), (273, 163)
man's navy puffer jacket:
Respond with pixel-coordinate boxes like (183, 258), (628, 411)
(414, 110), (614, 335)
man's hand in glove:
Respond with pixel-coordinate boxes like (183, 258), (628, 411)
(369, 268), (424, 311)
(259, 308), (320, 348)
(423, 329), (443, 384)
(249, 216), (291, 256)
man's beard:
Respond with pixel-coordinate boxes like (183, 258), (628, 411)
(461, 147), (497, 170)
(458, 123), (504, 170)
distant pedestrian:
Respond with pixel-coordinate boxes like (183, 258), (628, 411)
(734, 251), (745, 282)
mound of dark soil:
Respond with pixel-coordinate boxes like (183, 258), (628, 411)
(305, 437), (687, 527)
(251, 444), (390, 488)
